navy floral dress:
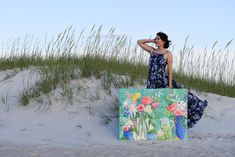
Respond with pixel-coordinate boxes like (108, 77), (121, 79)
(147, 50), (208, 128)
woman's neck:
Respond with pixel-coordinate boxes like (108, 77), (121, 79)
(157, 47), (165, 52)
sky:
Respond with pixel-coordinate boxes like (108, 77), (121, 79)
(0, 0), (235, 52)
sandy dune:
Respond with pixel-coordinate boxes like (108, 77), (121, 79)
(0, 69), (235, 157)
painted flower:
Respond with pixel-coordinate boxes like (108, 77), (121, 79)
(178, 101), (186, 110)
(142, 96), (153, 106)
(124, 108), (131, 116)
(132, 100), (136, 104)
(152, 102), (160, 109)
(124, 99), (132, 107)
(156, 95), (161, 101)
(123, 126), (129, 132)
(129, 104), (137, 114)
(167, 103), (177, 112)
(126, 119), (134, 127)
(137, 104), (144, 112)
(132, 92), (141, 101)
(174, 109), (182, 116)
(125, 92), (132, 99)
(144, 105), (152, 113)
(181, 109), (187, 116)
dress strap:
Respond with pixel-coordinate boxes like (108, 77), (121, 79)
(162, 50), (170, 55)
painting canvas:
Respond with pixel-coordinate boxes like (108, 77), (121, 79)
(119, 88), (188, 141)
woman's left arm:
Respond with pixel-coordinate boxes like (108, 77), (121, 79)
(167, 52), (173, 88)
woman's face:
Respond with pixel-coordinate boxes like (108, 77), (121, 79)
(154, 35), (165, 47)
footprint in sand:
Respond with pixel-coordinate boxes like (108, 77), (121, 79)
(37, 123), (43, 126)
(75, 124), (82, 129)
(83, 131), (91, 137)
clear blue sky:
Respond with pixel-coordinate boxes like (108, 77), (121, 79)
(0, 0), (235, 51)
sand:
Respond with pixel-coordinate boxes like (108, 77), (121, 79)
(0, 68), (235, 157)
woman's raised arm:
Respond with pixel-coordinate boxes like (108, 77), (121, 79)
(137, 39), (155, 53)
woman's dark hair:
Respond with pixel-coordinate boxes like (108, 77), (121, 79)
(156, 32), (172, 48)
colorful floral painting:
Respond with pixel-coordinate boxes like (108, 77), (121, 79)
(119, 88), (188, 141)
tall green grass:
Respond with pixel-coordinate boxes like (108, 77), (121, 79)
(174, 36), (235, 96)
(0, 25), (234, 106)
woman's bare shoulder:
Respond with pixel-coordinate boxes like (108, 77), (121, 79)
(164, 50), (173, 62)
(166, 50), (172, 54)
(165, 50), (173, 56)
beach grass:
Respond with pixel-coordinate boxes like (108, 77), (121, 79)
(0, 26), (234, 106)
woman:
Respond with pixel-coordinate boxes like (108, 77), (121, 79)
(137, 32), (208, 128)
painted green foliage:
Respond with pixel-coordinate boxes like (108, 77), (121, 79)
(119, 88), (188, 141)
